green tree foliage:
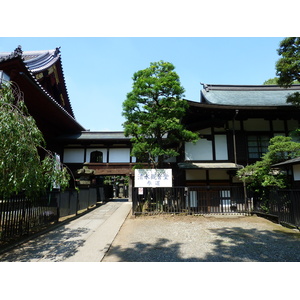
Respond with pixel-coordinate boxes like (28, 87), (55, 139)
(122, 61), (199, 168)
(0, 83), (70, 198)
(276, 37), (300, 105)
(263, 77), (279, 85)
(237, 136), (300, 191)
(263, 77), (299, 85)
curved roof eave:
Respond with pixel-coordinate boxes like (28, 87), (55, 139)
(1, 46), (77, 119)
(22, 48), (76, 118)
(19, 69), (85, 131)
(199, 84), (300, 107)
(187, 100), (291, 110)
(23, 49), (61, 73)
(0, 47), (85, 131)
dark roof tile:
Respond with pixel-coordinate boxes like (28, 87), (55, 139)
(200, 84), (300, 107)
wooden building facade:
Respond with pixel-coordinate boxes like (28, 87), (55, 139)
(2, 47), (300, 192)
(178, 84), (300, 187)
(0, 46), (85, 153)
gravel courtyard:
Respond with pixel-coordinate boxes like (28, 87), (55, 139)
(102, 214), (300, 262)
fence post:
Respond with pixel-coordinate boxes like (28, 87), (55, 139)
(243, 181), (248, 213)
(128, 176), (133, 202)
(290, 190), (297, 227)
(56, 192), (60, 222)
(76, 189), (79, 216)
(185, 187), (190, 214)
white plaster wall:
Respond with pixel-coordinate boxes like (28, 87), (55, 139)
(215, 135), (228, 160)
(293, 164), (300, 181)
(63, 148), (85, 163)
(109, 148), (131, 163)
(185, 139), (213, 161)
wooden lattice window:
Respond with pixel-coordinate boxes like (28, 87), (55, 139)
(248, 135), (269, 159)
(90, 151), (103, 163)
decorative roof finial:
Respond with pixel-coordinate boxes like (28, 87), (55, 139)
(200, 82), (209, 92)
(13, 45), (23, 57)
(55, 47), (61, 56)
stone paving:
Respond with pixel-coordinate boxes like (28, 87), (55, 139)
(2, 202), (300, 262)
(0, 200), (131, 262)
(102, 214), (300, 262)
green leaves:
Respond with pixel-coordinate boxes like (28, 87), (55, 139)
(0, 83), (70, 198)
(276, 37), (300, 88)
(237, 136), (300, 190)
(122, 61), (198, 167)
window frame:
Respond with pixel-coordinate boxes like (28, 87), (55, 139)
(247, 135), (270, 159)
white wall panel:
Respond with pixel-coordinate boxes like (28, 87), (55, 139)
(215, 135), (228, 160)
(63, 148), (85, 163)
(293, 164), (300, 181)
(109, 148), (131, 163)
(185, 139), (213, 161)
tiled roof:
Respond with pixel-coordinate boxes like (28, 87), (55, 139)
(0, 46), (61, 73)
(200, 84), (300, 107)
(0, 46), (78, 121)
(22, 48), (61, 73)
(272, 157), (300, 167)
(58, 131), (130, 140)
(178, 162), (243, 169)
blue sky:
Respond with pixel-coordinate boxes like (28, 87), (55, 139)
(0, 37), (284, 131)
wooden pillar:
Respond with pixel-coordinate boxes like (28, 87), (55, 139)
(128, 175), (133, 202)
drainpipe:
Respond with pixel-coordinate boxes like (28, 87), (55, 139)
(232, 110), (248, 212)
(233, 109), (239, 165)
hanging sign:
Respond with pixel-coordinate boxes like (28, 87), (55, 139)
(134, 169), (172, 188)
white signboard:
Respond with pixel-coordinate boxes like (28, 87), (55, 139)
(134, 169), (172, 188)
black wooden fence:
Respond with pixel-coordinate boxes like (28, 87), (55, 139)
(253, 189), (300, 228)
(133, 186), (252, 215)
(0, 187), (101, 244)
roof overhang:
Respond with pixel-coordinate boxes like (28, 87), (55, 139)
(0, 55), (85, 139)
(178, 162), (243, 170)
(199, 84), (300, 107)
(272, 157), (300, 168)
(187, 100), (291, 110)
(55, 131), (132, 144)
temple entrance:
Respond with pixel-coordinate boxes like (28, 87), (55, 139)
(102, 175), (129, 199)
(75, 162), (135, 202)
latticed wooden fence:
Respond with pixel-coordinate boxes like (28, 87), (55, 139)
(133, 186), (252, 215)
(0, 187), (99, 244)
(0, 193), (58, 242)
(133, 186), (300, 228)
(253, 188), (300, 228)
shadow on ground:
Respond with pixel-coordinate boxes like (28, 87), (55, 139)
(0, 225), (90, 262)
(104, 226), (300, 262)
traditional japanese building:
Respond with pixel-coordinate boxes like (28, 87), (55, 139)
(0, 46), (138, 196)
(2, 46), (300, 192)
(0, 46), (85, 155)
(179, 83), (300, 187)
(56, 131), (136, 177)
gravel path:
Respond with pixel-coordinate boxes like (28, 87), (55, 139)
(102, 214), (300, 262)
